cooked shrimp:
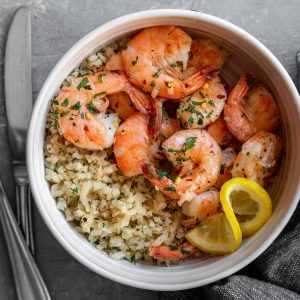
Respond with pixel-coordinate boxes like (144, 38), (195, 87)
(104, 52), (125, 71)
(141, 129), (221, 200)
(122, 26), (218, 99)
(181, 190), (220, 227)
(231, 131), (282, 186)
(176, 76), (227, 129)
(70, 70), (155, 116)
(113, 112), (152, 177)
(224, 73), (280, 142)
(149, 241), (197, 261)
(56, 86), (120, 150)
(161, 110), (181, 139)
(182, 39), (228, 79)
(104, 53), (136, 119)
(214, 147), (237, 189)
(207, 114), (233, 146)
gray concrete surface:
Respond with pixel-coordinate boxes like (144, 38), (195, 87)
(0, 0), (299, 299)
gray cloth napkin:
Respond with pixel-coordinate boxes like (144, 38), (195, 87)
(161, 203), (300, 300)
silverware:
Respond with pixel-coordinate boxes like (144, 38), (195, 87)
(4, 5), (34, 255)
(296, 51), (300, 92)
(0, 178), (51, 300)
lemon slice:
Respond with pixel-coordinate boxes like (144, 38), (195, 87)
(220, 178), (272, 237)
(185, 211), (242, 254)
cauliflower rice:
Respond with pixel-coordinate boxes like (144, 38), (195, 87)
(44, 39), (189, 264)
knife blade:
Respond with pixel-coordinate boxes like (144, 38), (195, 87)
(4, 6), (34, 255)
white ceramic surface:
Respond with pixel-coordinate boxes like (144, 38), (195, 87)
(27, 9), (300, 291)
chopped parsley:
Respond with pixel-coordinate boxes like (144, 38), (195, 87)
(208, 99), (215, 107)
(131, 60), (137, 66)
(192, 101), (205, 106)
(76, 77), (89, 90)
(176, 157), (189, 163)
(87, 101), (96, 114)
(220, 164), (228, 173)
(247, 76), (255, 87)
(94, 92), (106, 98)
(206, 111), (212, 119)
(71, 186), (79, 194)
(182, 137), (197, 152)
(199, 91), (206, 99)
(170, 63), (177, 67)
(153, 69), (162, 78)
(167, 148), (181, 153)
(98, 73), (107, 83)
(198, 118), (203, 125)
(170, 245), (178, 250)
(188, 116), (194, 126)
(120, 192), (125, 196)
(53, 99), (59, 105)
(155, 168), (170, 180)
(130, 255), (137, 264)
(60, 111), (69, 117)
(52, 108), (59, 129)
(150, 81), (155, 87)
(112, 247), (121, 251)
(84, 85), (92, 90)
(80, 112), (85, 119)
(70, 101), (81, 110)
(61, 98), (69, 107)
(181, 249), (191, 255)
(163, 186), (176, 192)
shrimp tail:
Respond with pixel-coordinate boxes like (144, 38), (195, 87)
(140, 162), (179, 200)
(147, 99), (163, 141)
(228, 72), (256, 105)
(125, 83), (156, 116)
(183, 65), (219, 95)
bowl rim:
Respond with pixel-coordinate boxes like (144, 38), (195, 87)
(27, 9), (300, 291)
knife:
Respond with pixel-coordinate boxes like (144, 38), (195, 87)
(5, 6), (34, 255)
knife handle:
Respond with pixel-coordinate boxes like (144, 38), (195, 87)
(17, 183), (35, 255)
(0, 179), (51, 300)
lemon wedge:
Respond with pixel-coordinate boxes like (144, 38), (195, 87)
(220, 178), (272, 237)
(185, 212), (242, 254)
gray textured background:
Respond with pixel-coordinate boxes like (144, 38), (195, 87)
(0, 0), (299, 299)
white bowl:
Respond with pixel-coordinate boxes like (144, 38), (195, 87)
(27, 9), (300, 291)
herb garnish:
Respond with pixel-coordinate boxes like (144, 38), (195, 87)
(150, 81), (155, 87)
(60, 111), (69, 117)
(181, 249), (191, 255)
(80, 112), (85, 119)
(192, 101), (205, 106)
(170, 245), (178, 250)
(188, 116), (194, 126)
(53, 99), (59, 105)
(94, 92), (107, 98)
(153, 69), (162, 78)
(112, 247), (121, 251)
(52, 109), (59, 129)
(70, 101), (81, 110)
(87, 101), (97, 114)
(199, 91), (206, 99)
(98, 73), (107, 83)
(131, 60), (137, 66)
(170, 63), (177, 67)
(61, 98), (69, 107)
(71, 186), (79, 194)
(163, 186), (176, 192)
(76, 77), (89, 90)
(208, 100), (215, 107)
(247, 76), (255, 87)
(182, 137), (197, 152)
(130, 255), (137, 264)
(198, 118), (203, 125)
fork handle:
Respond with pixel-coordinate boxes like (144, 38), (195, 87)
(17, 183), (35, 255)
(0, 179), (51, 300)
